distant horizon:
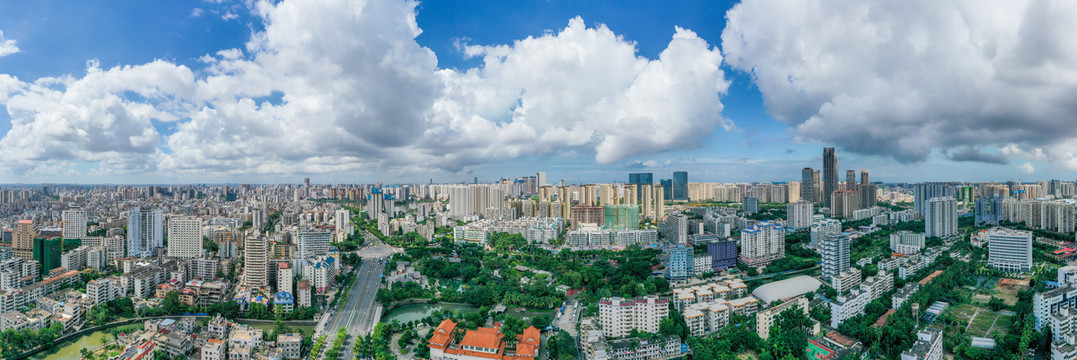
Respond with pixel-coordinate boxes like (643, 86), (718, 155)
(1, 1), (1075, 183)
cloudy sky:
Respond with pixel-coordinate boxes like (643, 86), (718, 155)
(0, 0), (1075, 184)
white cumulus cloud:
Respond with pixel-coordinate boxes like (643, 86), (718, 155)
(0, 31), (19, 57)
(722, 0), (1077, 168)
(1018, 162), (1035, 174)
(0, 0), (734, 179)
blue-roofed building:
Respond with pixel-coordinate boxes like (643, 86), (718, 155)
(274, 291), (295, 313)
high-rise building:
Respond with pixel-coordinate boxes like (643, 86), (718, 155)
(13, 220), (36, 261)
(660, 179), (673, 201)
(167, 216), (203, 258)
(298, 230), (331, 259)
(823, 148), (838, 207)
(127, 208), (164, 258)
(537, 172), (546, 187)
(830, 190), (860, 218)
(61, 209), (87, 240)
(914, 183), (955, 216)
(628, 173), (654, 199)
(975, 196), (1002, 226)
(811, 219), (842, 249)
(707, 239), (738, 272)
(668, 244), (694, 280)
(743, 197), (760, 215)
(987, 228), (1032, 273)
(820, 233), (851, 282)
(846, 170), (856, 188)
(787, 201), (813, 229)
(813, 170), (822, 203)
(661, 213), (688, 244)
(603, 205), (640, 230)
(278, 262), (293, 294)
(673, 171), (688, 201)
(860, 170), (869, 185)
(739, 221), (785, 266)
(925, 197), (958, 238)
(33, 238), (61, 273)
(244, 236), (270, 288)
(801, 168), (815, 204)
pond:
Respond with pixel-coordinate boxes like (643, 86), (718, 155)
(30, 331), (110, 360)
(381, 303), (479, 324)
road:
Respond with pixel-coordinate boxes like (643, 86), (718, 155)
(319, 233), (402, 359)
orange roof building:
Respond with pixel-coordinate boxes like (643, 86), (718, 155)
(428, 319), (539, 360)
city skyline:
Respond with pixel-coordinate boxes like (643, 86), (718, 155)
(1, 0), (1076, 184)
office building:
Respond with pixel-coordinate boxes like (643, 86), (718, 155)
(787, 201), (813, 228)
(823, 147), (838, 207)
(987, 228), (1032, 273)
(61, 209), (87, 240)
(739, 221), (785, 266)
(629, 173), (654, 199)
(673, 171), (688, 201)
(13, 220), (36, 261)
(890, 231), (926, 255)
(167, 216), (203, 258)
(924, 197), (957, 238)
(660, 179), (673, 201)
(820, 233), (851, 282)
(801, 168), (815, 204)
(859, 170), (875, 208)
(743, 197), (759, 215)
(599, 296), (669, 337)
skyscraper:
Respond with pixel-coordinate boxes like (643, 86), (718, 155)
(628, 173), (654, 200)
(813, 170), (822, 203)
(167, 216), (203, 258)
(823, 147), (838, 207)
(537, 172), (546, 187)
(660, 179), (673, 201)
(672, 171), (688, 201)
(820, 233), (851, 282)
(61, 209), (87, 240)
(925, 196), (958, 238)
(801, 168), (815, 204)
(859, 170), (874, 208)
(860, 170), (869, 185)
(975, 196), (1002, 226)
(667, 244), (694, 280)
(846, 170), (856, 188)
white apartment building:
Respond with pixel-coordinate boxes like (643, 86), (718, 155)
(61, 209), (87, 240)
(297, 230), (331, 259)
(924, 197), (957, 238)
(598, 296), (669, 337)
(890, 231), (926, 255)
(244, 236), (270, 289)
(739, 221), (785, 266)
(87, 278), (118, 306)
(986, 228), (1033, 273)
(167, 216), (203, 258)
(810, 219), (842, 249)
(820, 233), (850, 281)
(787, 201), (814, 229)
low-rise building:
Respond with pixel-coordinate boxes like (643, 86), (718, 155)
(278, 333), (302, 359)
(900, 328), (943, 360)
(427, 319), (539, 360)
(757, 297), (809, 340)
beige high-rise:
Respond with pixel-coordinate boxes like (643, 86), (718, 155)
(13, 219), (37, 260)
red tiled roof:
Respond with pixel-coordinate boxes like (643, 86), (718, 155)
(461, 327), (503, 350)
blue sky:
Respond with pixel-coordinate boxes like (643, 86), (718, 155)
(0, 0), (1073, 184)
